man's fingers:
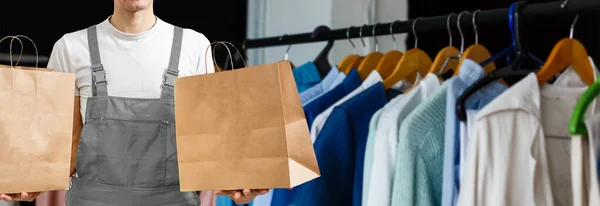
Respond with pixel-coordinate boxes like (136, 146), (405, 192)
(0, 194), (13, 202)
(215, 190), (233, 196)
(242, 189), (251, 196)
(21, 192), (29, 199)
(234, 191), (243, 199)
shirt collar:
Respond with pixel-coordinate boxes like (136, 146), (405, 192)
(476, 73), (541, 121)
(458, 59), (507, 102)
(457, 59), (486, 85)
(476, 57), (599, 121)
(293, 62), (321, 84)
(420, 73), (442, 95)
(362, 70), (384, 88)
(321, 66), (342, 89)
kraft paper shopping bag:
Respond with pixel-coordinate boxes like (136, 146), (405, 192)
(175, 42), (320, 191)
(0, 36), (76, 194)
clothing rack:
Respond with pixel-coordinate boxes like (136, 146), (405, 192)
(243, 0), (600, 49)
(1, 1), (599, 65)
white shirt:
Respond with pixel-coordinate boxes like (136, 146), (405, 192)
(364, 73), (441, 206)
(460, 110), (478, 181)
(583, 113), (600, 206)
(47, 17), (215, 120)
(309, 70), (383, 143)
(458, 67), (595, 206)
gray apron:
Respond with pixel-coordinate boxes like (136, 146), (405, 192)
(66, 25), (200, 206)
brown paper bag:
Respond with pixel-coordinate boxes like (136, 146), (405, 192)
(0, 36), (76, 194)
(175, 42), (320, 191)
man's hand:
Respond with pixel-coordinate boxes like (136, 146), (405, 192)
(0, 192), (43, 202)
(215, 189), (269, 205)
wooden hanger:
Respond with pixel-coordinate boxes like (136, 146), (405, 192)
(454, 10), (496, 76)
(356, 24), (383, 80)
(338, 26), (364, 74)
(376, 21), (404, 79)
(383, 18), (432, 89)
(537, 15), (594, 86)
(429, 14), (460, 75)
(384, 49), (432, 89)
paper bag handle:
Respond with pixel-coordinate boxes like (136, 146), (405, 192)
(203, 41), (247, 74)
(0, 35), (39, 68)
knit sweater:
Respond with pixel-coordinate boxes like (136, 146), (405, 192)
(391, 82), (448, 206)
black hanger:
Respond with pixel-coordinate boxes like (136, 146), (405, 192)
(456, 1), (538, 122)
(312, 25), (334, 78)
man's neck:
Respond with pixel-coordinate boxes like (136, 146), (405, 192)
(110, 9), (156, 34)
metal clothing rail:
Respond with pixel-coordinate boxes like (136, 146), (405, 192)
(244, 0), (600, 49)
(0, 53), (48, 66)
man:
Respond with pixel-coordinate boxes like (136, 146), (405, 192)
(0, 0), (268, 205)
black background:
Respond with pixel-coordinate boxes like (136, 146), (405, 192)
(0, 0), (248, 67)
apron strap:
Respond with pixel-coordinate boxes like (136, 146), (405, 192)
(87, 25), (108, 97)
(161, 26), (184, 99)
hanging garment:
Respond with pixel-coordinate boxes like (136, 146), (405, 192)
(251, 190), (273, 206)
(582, 113), (600, 205)
(302, 69), (361, 129)
(270, 70), (357, 206)
(362, 109), (384, 206)
(292, 83), (387, 206)
(199, 191), (217, 206)
(440, 59), (507, 206)
(293, 62), (322, 93)
(310, 70), (384, 143)
(65, 26), (199, 206)
(310, 70), (384, 142)
(269, 69), (359, 206)
(300, 66), (344, 105)
(391, 81), (450, 206)
(363, 73), (441, 206)
(459, 110), (478, 183)
(216, 196), (251, 206)
(458, 65), (598, 206)
(36, 191), (66, 206)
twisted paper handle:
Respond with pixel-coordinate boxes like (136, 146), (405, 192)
(202, 41), (247, 74)
(0, 35), (39, 68)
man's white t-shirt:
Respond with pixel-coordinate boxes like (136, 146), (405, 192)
(47, 17), (215, 120)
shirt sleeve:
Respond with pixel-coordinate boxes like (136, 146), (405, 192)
(195, 34), (215, 75)
(47, 37), (79, 96)
(456, 119), (484, 206)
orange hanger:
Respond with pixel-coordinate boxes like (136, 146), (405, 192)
(454, 10), (496, 76)
(376, 21), (404, 79)
(338, 26), (364, 74)
(429, 14), (460, 75)
(536, 15), (594, 86)
(383, 18), (432, 89)
(356, 24), (383, 80)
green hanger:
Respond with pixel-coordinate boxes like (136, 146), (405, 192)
(570, 80), (600, 135)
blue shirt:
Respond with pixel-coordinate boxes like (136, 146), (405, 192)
(270, 70), (361, 206)
(300, 67), (343, 105)
(440, 59), (507, 206)
(303, 69), (361, 129)
(292, 83), (387, 206)
(216, 196), (252, 206)
(293, 62), (322, 93)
